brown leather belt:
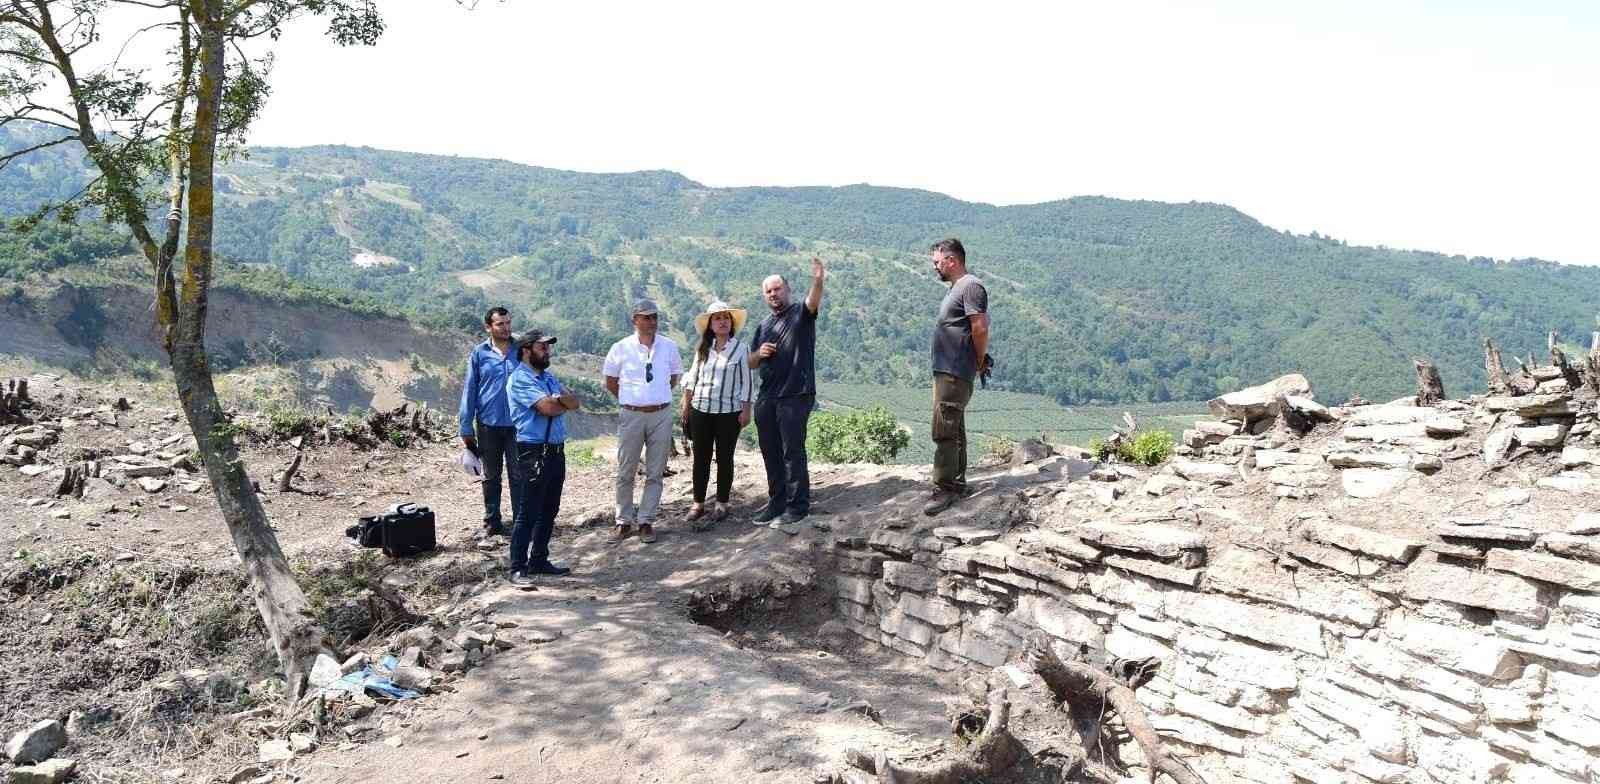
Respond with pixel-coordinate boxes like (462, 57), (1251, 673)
(621, 403), (670, 413)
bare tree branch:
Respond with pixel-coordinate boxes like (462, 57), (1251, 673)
(0, 131), (75, 165)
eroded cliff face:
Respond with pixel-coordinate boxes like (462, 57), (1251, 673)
(830, 381), (1600, 784)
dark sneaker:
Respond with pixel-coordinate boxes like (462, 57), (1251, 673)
(529, 561), (571, 576)
(753, 505), (784, 524)
(508, 571), (535, 587)
(609, 525), (633, 543)
(639, 524), (657, 543)
(483, 524), (509, 538)
(923, 490), (959, 516)
(779, 510), (807, 525)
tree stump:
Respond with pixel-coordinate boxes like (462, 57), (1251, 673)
(1029, 639), (1207, 784)
(1413, 359), (1444, 405)
(1, 378), (31, 425)
(1483, 338), (1510, 395)
(844, 688), (1023, 784)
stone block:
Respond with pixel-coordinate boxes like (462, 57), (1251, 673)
(1515, 423), (1569, 448)
(1075, 521), (1206, 558)
(1176, 631), (1300, 692)
(882, 561), (939, 593)
(1483, 428), (1518, 465)
(1286, 540), (1385, 577)
(1560, 446), (1599, 469)
(868, 530), (920, 557)
(1102, 554), (1204, 587)
(1170, 689), (1268, 734)
(834, 575), (874, 606)
(1325, 450), (1412, 470)
(1569, 512), (1600, 535)
(1435, 522), (1538, 544)
(978, 571), (1038, 593)
(1253, 449), (1326, 468)
(5, 720), (66, 765)
(936, 577), (998, 607)
(968, 542), (1014, 570)
(1384, 614), (1522, 680)
(1536, 471), (1594, 493)
(1485, 393), (1579, 417)
(1207, 373), (1312, 422)
(1168, 592), (1327, 655)
(1482, 687), (1536, 724)
(1345, 639), (1480, 707)
(1343, 423), (1429, 442)
(1542, 533), (1600, 564)
(936, 546), (980, 574)
(1104, 625), (1174, 663)
(836, 550), (886, 575)
(1479, 725), (1590, 778)
(931, 524), (1001, 545)
(1118, 612), (1178, 641)
(1541, 707), (1600, 749)
(1206, 546), (1385, 627)
(1487, 548), (1600, 591)
(1416, 737), (1510, 784)
(1402, 558), (1546, 618)
(1033, 530), (1102, 563)
(1012, 595), (1104, 647)
(1004, 553), (1082, 590)
(1172, 459), (1238, 484)
(948, 629), (1011, 667)
(9, 759), (77, 784)
(1087, 570), (1169, 616)
(1149, 713), (1247, 755)
(1341, 467), (1415, 498)
(1306, 523), (1423, 563)
(898, 593), (961, 628)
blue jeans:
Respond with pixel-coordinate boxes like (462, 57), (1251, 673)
(477, 424), (523, 531)
(754, 395), (812, 515)
(511, 444), (566, 572)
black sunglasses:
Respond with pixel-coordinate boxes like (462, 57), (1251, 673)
(646, 362), (653, 383)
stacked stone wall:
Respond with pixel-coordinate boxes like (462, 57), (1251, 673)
(834, 519), (1600, 783)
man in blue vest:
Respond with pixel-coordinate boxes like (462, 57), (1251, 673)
(507, 330), (581, 585)
(458, 307), (522, 537)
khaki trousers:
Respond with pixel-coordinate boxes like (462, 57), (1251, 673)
(932, 372), (974, 492)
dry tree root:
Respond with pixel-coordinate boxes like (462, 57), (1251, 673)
(844, 688), (1023, 784)
(1029, 639), (1207, 784)
(278, 435), (305, 492)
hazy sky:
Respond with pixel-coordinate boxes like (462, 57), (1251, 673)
(238, 0), (1599, 264)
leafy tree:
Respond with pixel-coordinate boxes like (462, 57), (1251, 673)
(807, 405), (910, 464)
(1, 0), (385, 698)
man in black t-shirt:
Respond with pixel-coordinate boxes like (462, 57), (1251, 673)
(925, 238), (990, 516)
(748, 257), (826, 525)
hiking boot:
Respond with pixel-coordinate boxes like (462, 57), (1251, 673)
(609, 525), (633, 543)
(508, 571), (535, 587)
(753, 505), (784, 524)
(529, 561), (571, 576)
(923, 490), (960, 516)
(639, 524), (657, 543)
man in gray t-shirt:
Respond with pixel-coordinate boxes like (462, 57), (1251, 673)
(925, 238), (990, 516)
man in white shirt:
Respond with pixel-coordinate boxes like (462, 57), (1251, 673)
(602, 299), (683, 543)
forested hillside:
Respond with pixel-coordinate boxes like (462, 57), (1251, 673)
(5, 124), (1598, 404)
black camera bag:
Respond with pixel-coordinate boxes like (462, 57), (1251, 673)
(345, 503), (436, 557)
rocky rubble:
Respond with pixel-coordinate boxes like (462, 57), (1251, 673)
(833, 372), (1600, 783)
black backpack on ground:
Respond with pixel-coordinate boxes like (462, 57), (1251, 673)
(346, 503), (437, 557)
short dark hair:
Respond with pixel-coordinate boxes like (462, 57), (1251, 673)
(483, 306), (510, 326)
(930, 238), (966, 264)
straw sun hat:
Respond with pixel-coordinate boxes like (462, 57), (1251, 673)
(694, 300), (747, 335)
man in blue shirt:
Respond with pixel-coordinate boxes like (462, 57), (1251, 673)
(458, 307), (522, 537)
(507, 330), (581, 585)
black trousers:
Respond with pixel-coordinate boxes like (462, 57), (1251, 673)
(688, 408), (742, 503)
(754, 395), (812, 515)
(510, 445), (565, 571)
(476, 424), (523, 530)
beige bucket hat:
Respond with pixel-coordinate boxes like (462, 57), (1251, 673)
(694, 300), (748, 335)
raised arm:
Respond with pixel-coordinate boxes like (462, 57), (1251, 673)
(805, 256), (825, 315)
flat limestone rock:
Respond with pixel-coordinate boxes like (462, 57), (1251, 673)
(1486, 549), (1600, 591)
(1206, 546), (1384, 627)
(1569, 513), (1600, 535)
(1482, 429), (1518, 466)
(1514, 423), (1569, 449)
(1325, 450), (1412, 470)
(1434, 523), (1537, 544)
(1536, 472), (1594, 493)
(1172, 460), (1237, 485)
(1402, 558), (1545, 618)
(1561, 446), (1599, 469)
(1341, 468), (1415, 499)
(1305, 523), (1422, 563)
(1075, 520), (1205, 558)
(1206, 373), (1313, 422)
(1343, 423), (1429, 442)
(1484, 393), (1579, 417)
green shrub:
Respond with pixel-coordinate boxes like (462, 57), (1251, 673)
(1086, 430), (1174, 466)
(979, 434), (1017, 462)
(807, 405), (909, 464)
(1124, 430), (1175, 466)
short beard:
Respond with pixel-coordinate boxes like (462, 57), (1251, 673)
(531, 355), (551, 370)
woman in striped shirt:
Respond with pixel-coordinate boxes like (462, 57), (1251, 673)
(680, 300), (753, 525)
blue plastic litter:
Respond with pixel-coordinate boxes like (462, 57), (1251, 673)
(320, 655), (420, 700)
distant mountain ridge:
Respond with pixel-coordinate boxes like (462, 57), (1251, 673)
(4, 125), (1599, 405)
